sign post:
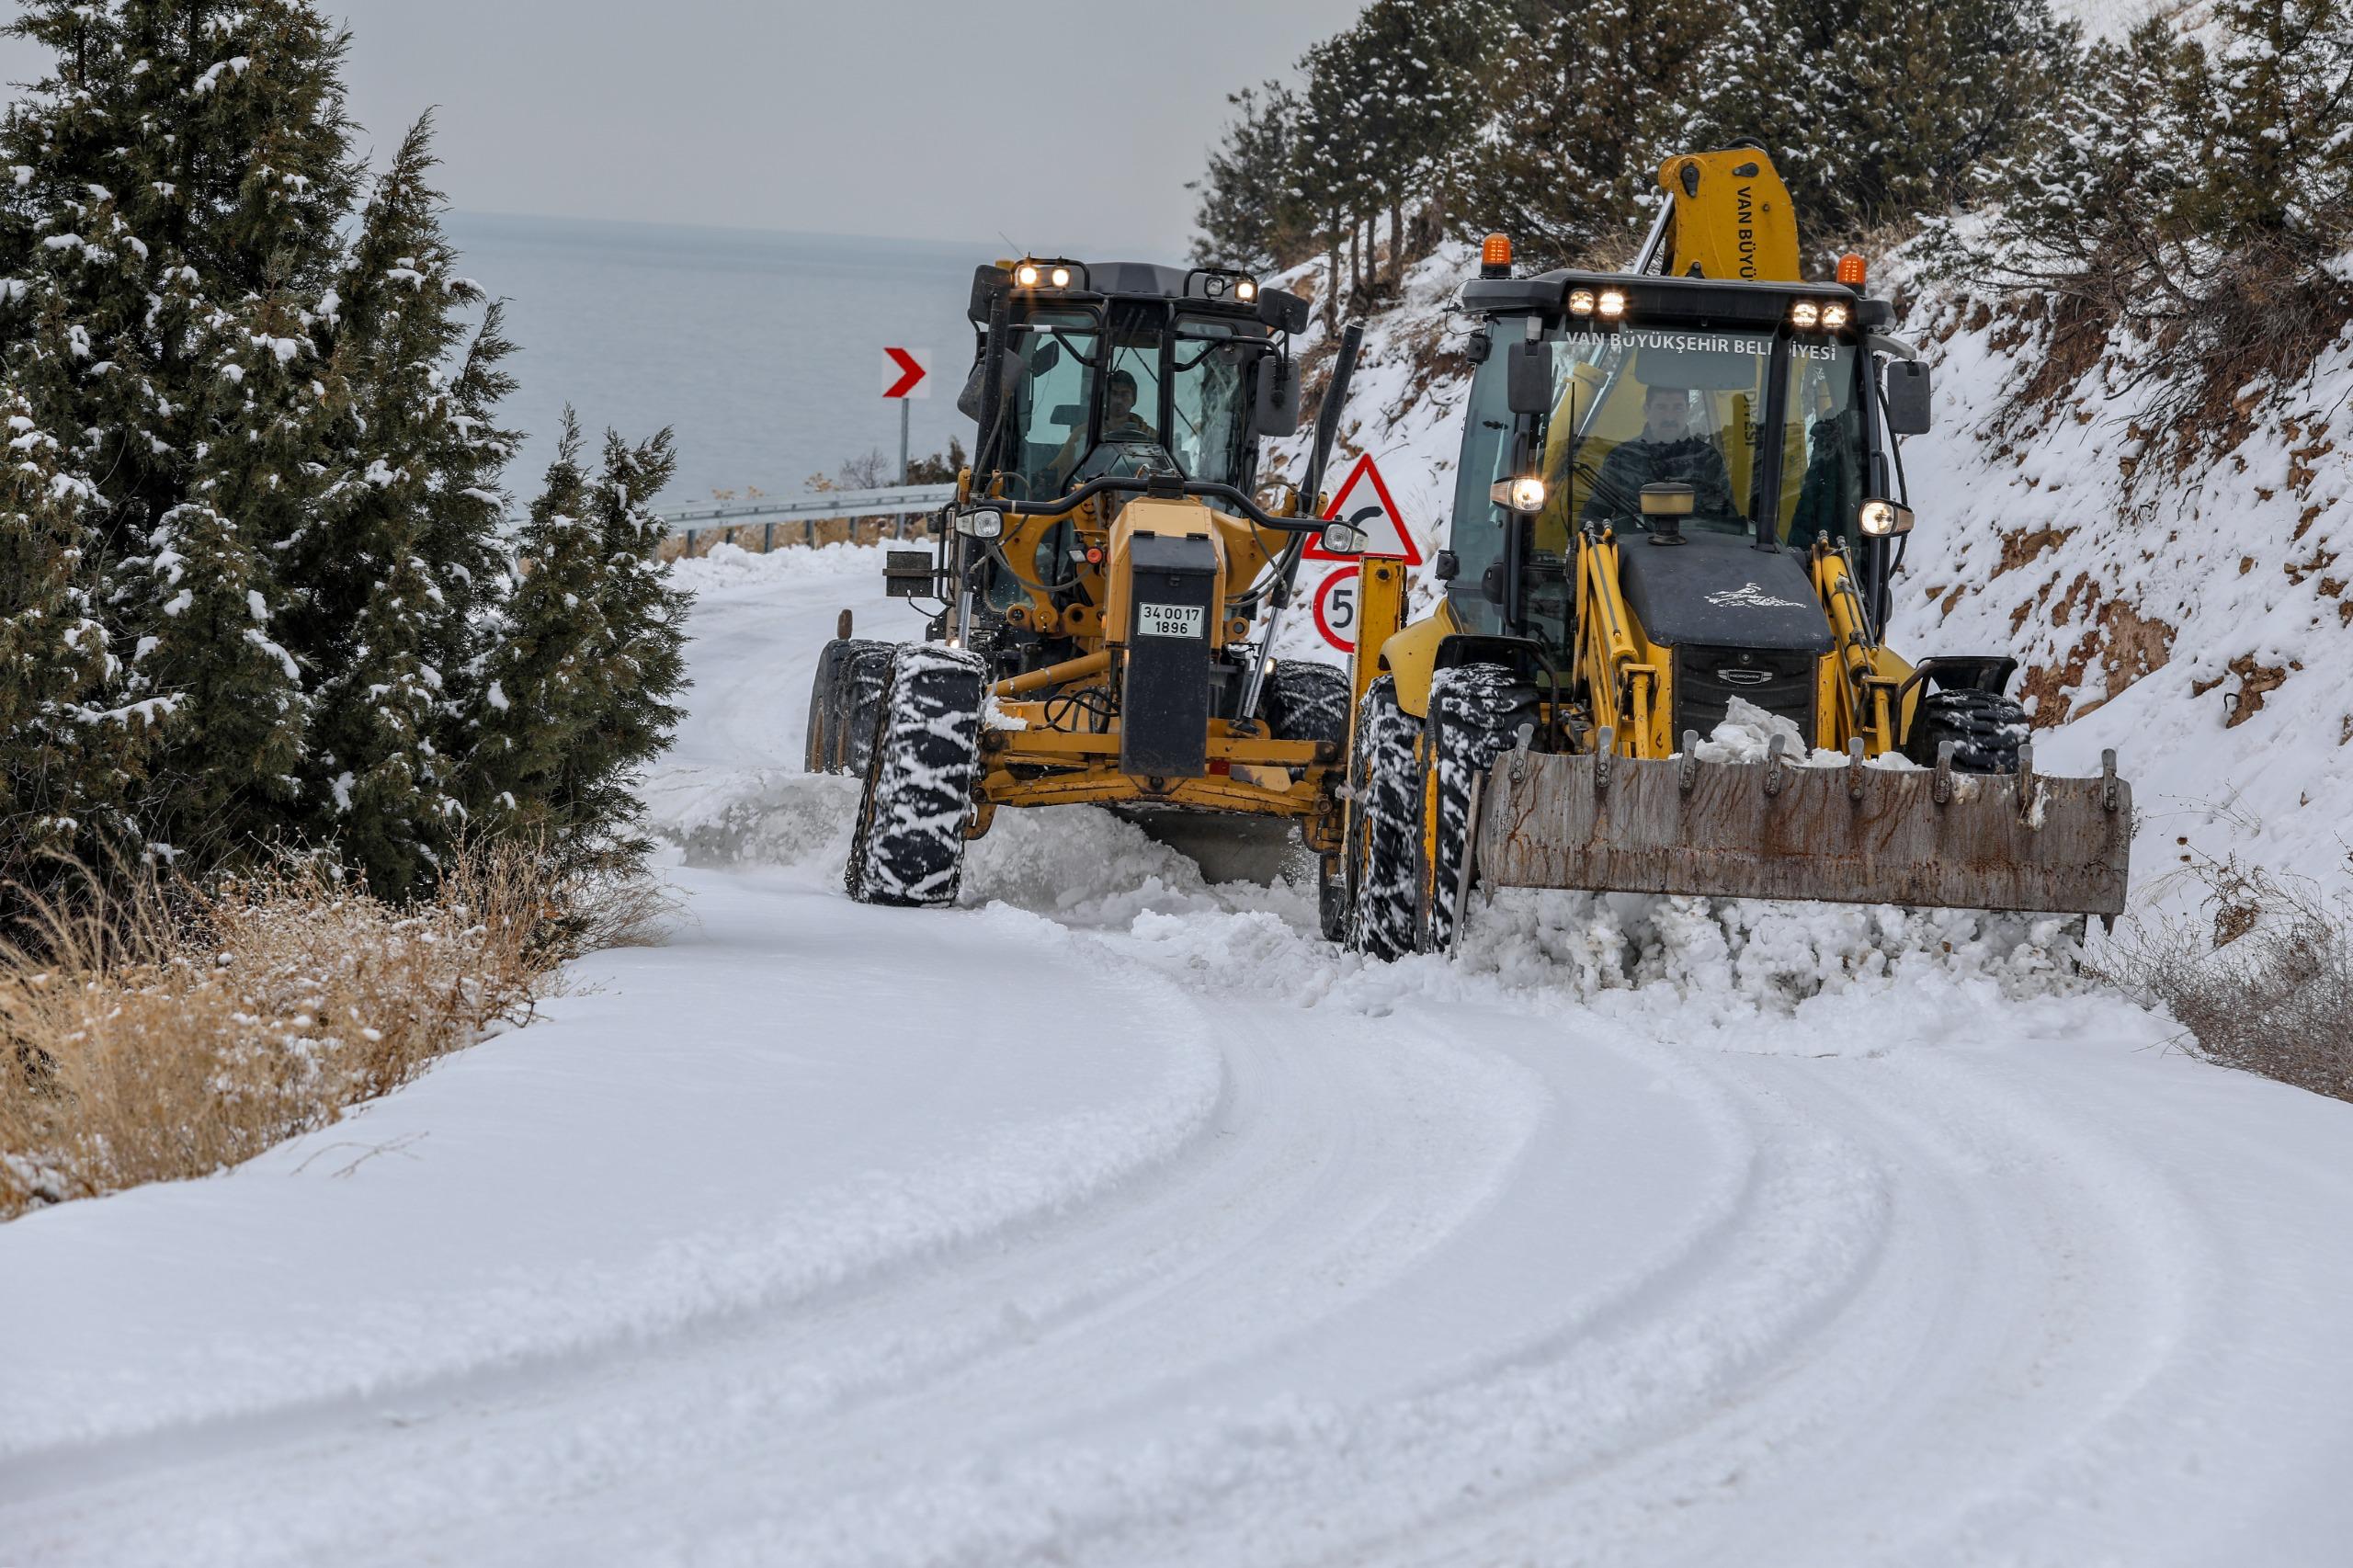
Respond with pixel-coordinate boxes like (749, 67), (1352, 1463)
(882, 347), (932, 538)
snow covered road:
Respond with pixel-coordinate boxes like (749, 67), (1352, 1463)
(8, 543), (2353, 1566)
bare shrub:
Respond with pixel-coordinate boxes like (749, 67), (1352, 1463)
(2102, 858), (2353, 1103)
(0, 844), (671, 1218)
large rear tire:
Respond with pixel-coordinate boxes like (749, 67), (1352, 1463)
(1424, 662), (1540, 951)
(846, 645), (988, 907)
(1346, 676), (1422, 960)
(1904, 687), (2029, 774)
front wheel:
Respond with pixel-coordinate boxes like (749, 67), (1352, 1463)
(1424, 663), (1540, 951)
(1346, 676), (1422, 960)
(846, 645), (989, 907)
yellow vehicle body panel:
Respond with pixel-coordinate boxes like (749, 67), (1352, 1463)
(1656, 149), (1802, 283)
(1375, 597), (1461, 719)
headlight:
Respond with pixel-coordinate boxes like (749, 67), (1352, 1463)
(1791, 300), (1821, 330)
(1820, 301), (1850, 331)
(1049, 266), (1071, 288)
(1235, 278), (1257, 301)
(1568, 288), (1596, 317)
(1490, 476), (1546, 512)
(1859, 499), (1914, 537)
(1597, 289), (1627, 321)
(955, 506), (1006, 539)
(1015, 263), (1040, 287)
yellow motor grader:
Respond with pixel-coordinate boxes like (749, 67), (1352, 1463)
(1325, 150), (2133, 955)
(810, 259), (1372, 904)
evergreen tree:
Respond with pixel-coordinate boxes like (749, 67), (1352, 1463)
(2187, 0), (2353, 268)
(1297, 28), (1381, 326)
(1683, 0), (2078, 245)
(1351, 0), (1496, 284)
(1944, 18), (2208, 322)
(1452, 0), (1725, 268)
(0, 379), (125, 877)
(0, 0), (358, 556)
(468, 417), (691, 877)
(1188, 82), (1313, 274)
(296, 114), (517, 897)
(119, 289), (319, 863)
(0, 3), (694, 900)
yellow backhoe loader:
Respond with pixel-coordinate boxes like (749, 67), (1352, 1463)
(1324, 150), (2133, 955)
(810, 259), (1370, 904)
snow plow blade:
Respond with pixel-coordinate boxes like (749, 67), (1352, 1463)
(1473, 743), (2131, 917)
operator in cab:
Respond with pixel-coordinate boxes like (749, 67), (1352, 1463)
(1582, 383), (1740, 532)
(1050, 369), (1156, 491)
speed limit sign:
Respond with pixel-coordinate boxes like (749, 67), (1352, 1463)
(1313, 565), (1360, 652)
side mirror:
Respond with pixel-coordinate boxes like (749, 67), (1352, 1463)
(958, 346), (1024, 421)
(1317, 519), (1369, 556)
(1506, 339), (1551, 416)
(1883, 360), (1932, 436)
(1253, 356), (1301, 437)
(1255, 289), (1311, 335)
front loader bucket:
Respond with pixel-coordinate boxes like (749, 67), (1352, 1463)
(1473, 743), (2131, 917)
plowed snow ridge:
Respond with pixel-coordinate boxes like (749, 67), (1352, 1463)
(6, 541), (2352, 1567)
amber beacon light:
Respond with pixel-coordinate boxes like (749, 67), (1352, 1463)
(1836, 252), (1868, 288)
(1481, 233), (1513, 277)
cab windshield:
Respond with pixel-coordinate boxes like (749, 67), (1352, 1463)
(1448, 318), (1866, 635)
(985, 304), (1269, 501)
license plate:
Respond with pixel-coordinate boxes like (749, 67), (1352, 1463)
(1137, 602), (1205, 639)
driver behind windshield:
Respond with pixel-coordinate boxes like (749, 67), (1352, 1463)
(1050, 368), (1156, 489)
(1582, 383), (1740, 531)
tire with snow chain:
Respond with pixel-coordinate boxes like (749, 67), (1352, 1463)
(1425, 662), (1540, 952)
(846, 644), (989, 907)
(1346, 676), (1422, 960)
(1904, 687), (2029, 774)
(828, 640), (893, 776)
(1262, 661), (1351, 749)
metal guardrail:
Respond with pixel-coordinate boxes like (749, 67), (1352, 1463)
(660, 483), (957, 556)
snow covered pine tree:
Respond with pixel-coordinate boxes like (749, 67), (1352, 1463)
(300, 115), (520, 898)
(0, 2), (686, 900)
(468, 416), (691, 880)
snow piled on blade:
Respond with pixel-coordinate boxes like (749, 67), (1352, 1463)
(1691, 695), (1925, 770)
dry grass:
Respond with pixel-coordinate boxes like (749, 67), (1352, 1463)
(0, 846), (671, 1218)
(2102, 857), (2353, 1105)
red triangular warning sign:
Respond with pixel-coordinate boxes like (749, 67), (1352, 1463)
(1305, 451), (1423, 563)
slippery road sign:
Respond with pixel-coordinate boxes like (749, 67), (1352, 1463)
(1305, 451), (1420, 563)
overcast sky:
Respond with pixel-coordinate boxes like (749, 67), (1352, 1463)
(0, 0), (1365, 254)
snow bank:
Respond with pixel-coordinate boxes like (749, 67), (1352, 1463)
(666, 539), (889, 596)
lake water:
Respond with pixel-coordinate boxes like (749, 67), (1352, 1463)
(444, 213), (995, 510)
